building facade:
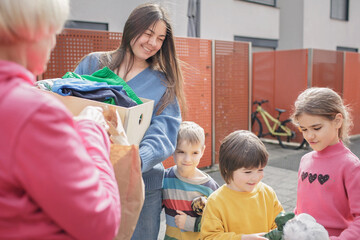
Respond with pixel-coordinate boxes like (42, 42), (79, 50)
(278, 0), (359, 52)
(67, 0), (359, 52)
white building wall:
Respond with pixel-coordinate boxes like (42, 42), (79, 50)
(201, 0), (280, 41)
(68, 0), (140, 32)
(68, 0), (280, 42)
(302, 0), (360, 51)
(165, 1), (188, 37)
(68, 0), (189, 36)
(277, 0), (303, 50)
(67, 0), (360, 51)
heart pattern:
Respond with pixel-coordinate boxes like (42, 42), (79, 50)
(301, 171), (330, 185)
(301, 172), (308, 181)
(308, 173), (317, 183)
(318, 174), (329, 185)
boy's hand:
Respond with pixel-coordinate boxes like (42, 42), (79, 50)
(175, 210), (187, 230)
(241, 233), (267, 240)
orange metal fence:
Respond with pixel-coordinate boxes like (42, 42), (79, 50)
(162, 38), (212, 169)
(311, 49), (360, 136)
(214, 40), (250, 164)
(312, 49), (344, 96)
(252, 51), (276, 112)
(344, 53), (360, 136)
(253, 49), (360, 139)
(252, 50), (308, 143)
(42, 29), (252, 169)
(253, 50), (308, 120)
(43, 29), (122, 79)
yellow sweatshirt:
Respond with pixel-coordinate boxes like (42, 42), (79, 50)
(200, 182), (284, 239)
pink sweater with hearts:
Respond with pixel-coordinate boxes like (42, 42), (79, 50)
(295, 141), (360, 240)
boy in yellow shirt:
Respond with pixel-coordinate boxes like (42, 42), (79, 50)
(200, 130), (284, 240)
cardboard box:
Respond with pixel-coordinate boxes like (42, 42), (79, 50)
(43, 90), (154, 145)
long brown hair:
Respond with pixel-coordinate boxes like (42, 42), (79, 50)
(100, 3), (186, 115)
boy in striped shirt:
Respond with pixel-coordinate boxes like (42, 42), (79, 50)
(162, 121), (219, 240)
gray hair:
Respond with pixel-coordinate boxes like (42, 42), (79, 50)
(0, 0), (69, 43)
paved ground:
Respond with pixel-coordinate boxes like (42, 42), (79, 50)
(158, 136), (360, 239)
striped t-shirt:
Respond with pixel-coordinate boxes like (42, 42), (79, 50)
(162, 166), (219, 240)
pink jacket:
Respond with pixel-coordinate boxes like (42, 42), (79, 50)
(0, 60), (120, 239)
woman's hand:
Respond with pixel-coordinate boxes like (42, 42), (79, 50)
(74, 106), (109, 131)
(174, 210), (187, 230)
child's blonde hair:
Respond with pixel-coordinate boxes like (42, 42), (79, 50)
(0, 0), (69, 43)
(291, 87), (352, 144)
(177, 121), (205, 146)
(219, 130), (268, 184)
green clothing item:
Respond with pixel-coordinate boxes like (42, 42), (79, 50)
(62, 67), (143, 105)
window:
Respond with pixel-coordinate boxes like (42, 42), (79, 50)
(65, 20), (108, 31)
(337, 46), (358, 52)
(330, 0), (349, 21)
(234, 36), (278, 50)
(241, 0), (276, 7)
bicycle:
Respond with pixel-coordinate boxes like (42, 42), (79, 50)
(251, 99), (308, 150)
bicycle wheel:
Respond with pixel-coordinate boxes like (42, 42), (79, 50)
(276, 119), (308, 150)
(297, 138), (309, 150)
(251, 116), (263, 138)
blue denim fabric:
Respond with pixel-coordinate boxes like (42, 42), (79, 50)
(131, 189), (162, 240)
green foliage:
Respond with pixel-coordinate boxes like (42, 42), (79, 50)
(264, 212), (295, 240)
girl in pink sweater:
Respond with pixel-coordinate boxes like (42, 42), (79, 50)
(292, 87), (360, 240)
(0, 0), (120, 239)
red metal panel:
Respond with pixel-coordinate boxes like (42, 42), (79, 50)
(274, 50), (308, 118)
(343, 53), (360, 135)
(274, 50), (308, 143)
(252, 50), (308, 143)
(163, 37), (212, 169)
(312, 49), (344, 95)
(214, 40), (250, 164)
(43, 29), (122, 79)
(252, 51), (276, 118)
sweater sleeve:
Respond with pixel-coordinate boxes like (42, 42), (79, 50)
(12, 102), (120, 240)
(200, 198), (242, 240)
(74, 52), (102, 75)
(139, 99), (181, 173)
(331, 162), (360, 240)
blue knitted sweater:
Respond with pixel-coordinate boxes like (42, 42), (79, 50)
(74, 52), (181, 190)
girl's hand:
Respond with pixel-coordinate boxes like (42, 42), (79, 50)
(174, 210), (187, 230)
(241, 232), (267, 240)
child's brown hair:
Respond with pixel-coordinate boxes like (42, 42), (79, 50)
(219, 130), (268, 184)
(177, 121), (205, 146)
(291, 87), (352, 144)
